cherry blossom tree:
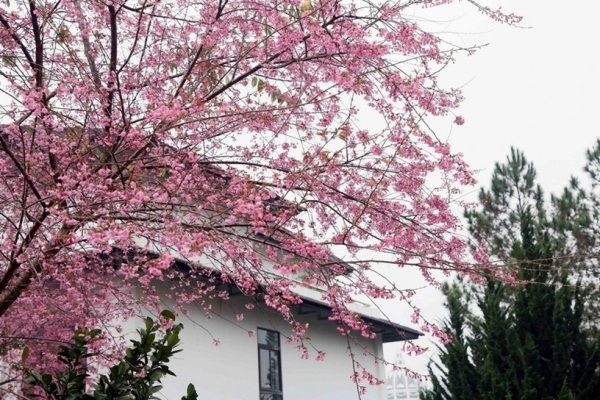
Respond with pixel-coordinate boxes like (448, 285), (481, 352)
(0, 0), (519, 391)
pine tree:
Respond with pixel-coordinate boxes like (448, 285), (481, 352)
(552, 139), (600, 331)
(421, 148), (600, 400)
(422, 281), (479, 400)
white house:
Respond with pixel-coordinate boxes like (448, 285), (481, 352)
(123, 254), (422, 400)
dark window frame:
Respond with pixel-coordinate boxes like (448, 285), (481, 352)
(257, 327), (283, 400)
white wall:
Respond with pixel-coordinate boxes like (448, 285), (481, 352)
(127, 290), (386, 400)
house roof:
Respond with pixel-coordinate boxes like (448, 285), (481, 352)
(106, 245), (422, 344)
(294, 295), (423, 343)
(222, 279), (422, 343)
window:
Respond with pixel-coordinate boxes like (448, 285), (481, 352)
(257, 328), (283, 400)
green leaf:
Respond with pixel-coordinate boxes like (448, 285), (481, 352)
(150, 370), (164, 383)
(160, 309), (176, 321)
(162, 367), (176, 376)
(251, 76), (258, 87)
(41, 373), (53, 386)
(264, 23), (272, 36)
(28, 371), (43, 383)
(21, 346), (30, 364)
(167, 332), (180, 347)
(147, 333), (156, 344)
(149, 385), (163, 394)
(182, 383), (198, 400)
(118, 362), (130, 375)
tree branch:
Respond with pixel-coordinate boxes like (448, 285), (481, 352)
(0, 14), (35, 69)
(174, 45), (204, 99)
(0, 132), (45, 204)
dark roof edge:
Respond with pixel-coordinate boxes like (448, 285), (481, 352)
(109, 248), (420, 343)
(298, 296), (423, 343)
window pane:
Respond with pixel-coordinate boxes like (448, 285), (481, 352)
(258, 329), (282, 399)
(269, 350), (281, 391)
(258, 329), (280, 347)
(396, 374), (406, 388)
(259, 349), (271, 389)
(260, 395), (283, 400)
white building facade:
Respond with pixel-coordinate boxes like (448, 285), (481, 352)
(126, 280), (421, 400)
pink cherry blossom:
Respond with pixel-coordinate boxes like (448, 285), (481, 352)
(0, 0), (518, 391)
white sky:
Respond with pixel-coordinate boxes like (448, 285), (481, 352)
(383, 0), (600, 376)
(440, 0), (600, 195)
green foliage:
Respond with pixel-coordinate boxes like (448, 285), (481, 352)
(551, 141), (600, 329)
(26, 310), (198, 400)
(422, 148), (600, 400)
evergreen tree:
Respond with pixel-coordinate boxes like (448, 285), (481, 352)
(421, 149), (600, 400)
(552, 139), (600, 330)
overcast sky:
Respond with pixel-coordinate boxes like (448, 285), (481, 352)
(383, 0), (600, 375)
(441, 0), (600, 195)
